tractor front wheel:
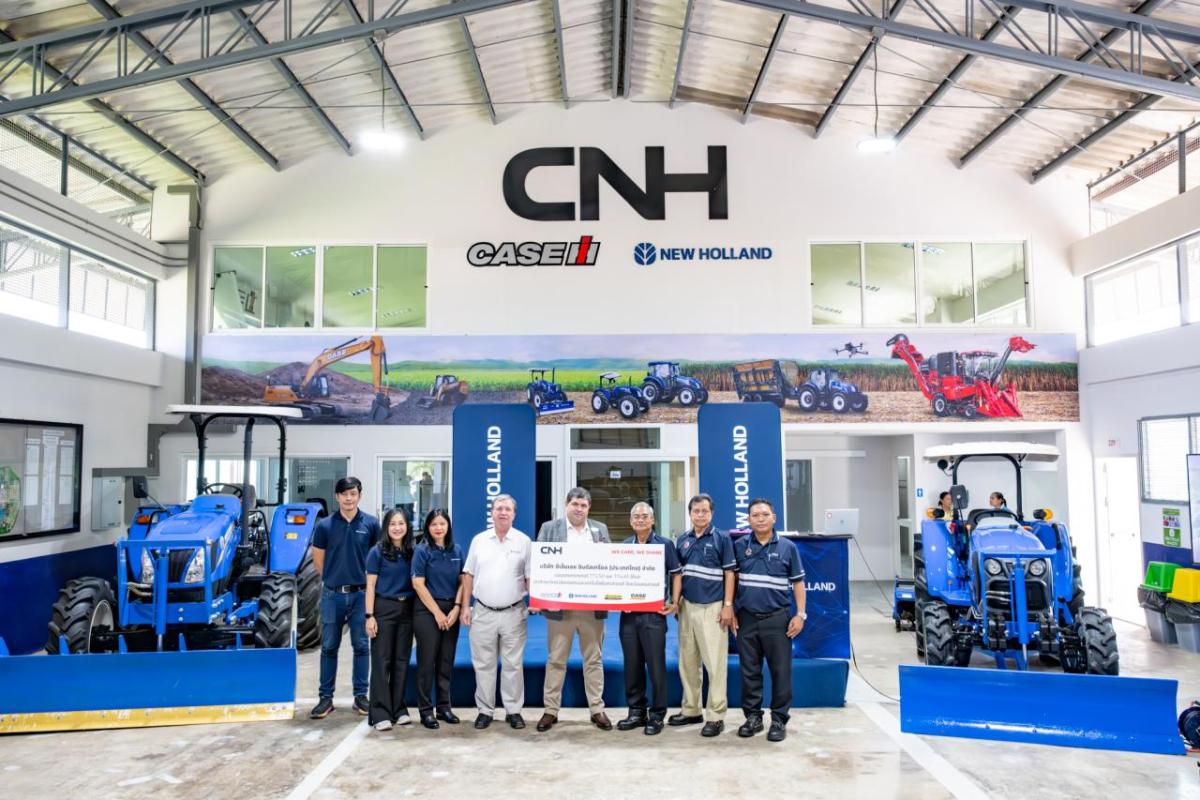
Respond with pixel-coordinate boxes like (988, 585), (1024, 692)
(921, 600), (970, 667)
(697, 389), (709, 404)
(914, 601), (927, 658)
(618, 396), (640, 419)
(1072, 607), (1119, 675)
(831, 392), (849, 413)
(295, 549), (322, 650)
(932, 394), (950, 417)
(851, 395), (868, 412)
(677, 387), (696, 406)
(255, 573), (297, 648)
(46, 577), (115, 654)
(641, 382), (661, 404)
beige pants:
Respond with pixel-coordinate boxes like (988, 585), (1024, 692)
(678, 599), (728, 721)
(469, 605), (528, 716)
(543, 611), (606, 715)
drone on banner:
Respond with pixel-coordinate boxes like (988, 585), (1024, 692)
(833, 342), (869, 358)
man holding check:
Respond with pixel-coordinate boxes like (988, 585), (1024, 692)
(616, 502), (682, 736)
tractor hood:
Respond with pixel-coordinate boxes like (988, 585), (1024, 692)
(147, 495), (239, 543)
(677, 376), (702, 388)
(971, 524), (1045, 555)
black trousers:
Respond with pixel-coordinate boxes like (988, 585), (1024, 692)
(736, 608), (793, 725)
(368, 596), (414, 725)
(414, 598), (460, 715)
(619, 611), (668, 718)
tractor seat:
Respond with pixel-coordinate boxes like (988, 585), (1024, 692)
(967, 507), (1019, 529)
(218, 483), (257, 510)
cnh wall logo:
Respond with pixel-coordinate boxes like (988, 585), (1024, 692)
(504, 146), (728, 221)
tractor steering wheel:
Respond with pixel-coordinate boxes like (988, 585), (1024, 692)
(201, 482), (244, 498)
(967, 508), (1019, 528)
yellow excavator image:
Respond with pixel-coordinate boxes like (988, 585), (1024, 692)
(263, 335), (392, 421)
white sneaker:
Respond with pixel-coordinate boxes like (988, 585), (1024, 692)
(395, 714), (412, 726)
(374, 720), (393, 731)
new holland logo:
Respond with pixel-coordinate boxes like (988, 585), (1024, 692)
(632, 242), (773, 264)
(468, 236), (600, 267)
(633, 242), (657, 266)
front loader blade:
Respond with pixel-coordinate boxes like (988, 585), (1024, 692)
(899, 665), (1184, 755)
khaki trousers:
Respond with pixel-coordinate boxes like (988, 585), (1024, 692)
(543, 611), (606, 715)
(469, 605), (528, 716)
(678, 599), (728, 721)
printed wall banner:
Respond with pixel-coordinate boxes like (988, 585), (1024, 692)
(697, 403), (785, 531)
(450, 404), (535, 540)
(201, 331), (1079, 426)
(1163, 507), (1182, 549)
(529, 542), (665, 612)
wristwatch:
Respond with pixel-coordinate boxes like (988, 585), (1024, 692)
(365, 613), (374, 619)
(795, 612), (807, 620)
(723, 601), (733, 607)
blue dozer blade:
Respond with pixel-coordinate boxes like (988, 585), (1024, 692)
(0, 647), (296, 714)
(899, 665), (1185, 756)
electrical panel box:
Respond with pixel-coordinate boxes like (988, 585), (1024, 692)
(91, 476), (124, 531)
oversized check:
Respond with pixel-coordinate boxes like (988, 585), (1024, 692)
(529, 542), (665, 612)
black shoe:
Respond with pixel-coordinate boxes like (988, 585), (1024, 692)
(309, 697), (334, 719)
(644, 718), (664, 736)
(353, 695), (370, 716)
(474, 713), (492, 729)
(737, 716), (764, 738)
(617, 712), (647, 731)
(506, 714), (526, 729)
(701, 721), (725, 738)
(767, 722), (787, 742)
(436, 709), (460, 725)
(421, 714), (440, 730)
(668, 713), (703, 727)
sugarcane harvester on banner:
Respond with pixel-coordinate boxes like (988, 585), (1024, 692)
(888, 333), (1035, 418)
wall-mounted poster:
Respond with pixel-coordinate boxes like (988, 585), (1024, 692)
(0, 419), (82, 539)
(201, 331), (1078, 426)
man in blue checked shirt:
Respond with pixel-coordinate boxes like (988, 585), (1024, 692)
(732, 497), (806, 743)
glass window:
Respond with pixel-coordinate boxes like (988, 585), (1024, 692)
(376, 246), (427, 328)
(812, 243), (861, 326)
(1140, 417), (1189, 502)
(1186, 236), (1200, 323)
(212, 247), (263, 330)
(1088, 246), (1180, 346)
(864, 242), (915, 326)
(68, 252), (152, 347)
(323, 246), (374, 328)
(571, 428), (661, 449)
(264, 246), (316, 328)
(183, 457), (271, 502)
(1088, 145), (1182, 234)
(1186, 130), (1200, 193)
(921, 242), (974, 324)
(785, 459), (813, 532)
(975, 242), (1027, 325)
(574, 460), (685, 540)
(380, 460), (450, 536)
(0, 220), (64, 326)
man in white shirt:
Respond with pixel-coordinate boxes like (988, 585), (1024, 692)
(534, 487), (612, 732)
(462, 494), (531, 730)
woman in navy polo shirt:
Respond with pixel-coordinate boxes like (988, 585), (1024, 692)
(365, 508), (415, 731)
(411, 509), (465, 729)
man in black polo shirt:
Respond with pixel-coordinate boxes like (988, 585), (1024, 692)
(310, 477), (380, 719)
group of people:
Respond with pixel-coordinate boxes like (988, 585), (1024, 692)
(308, 479), (807, 742)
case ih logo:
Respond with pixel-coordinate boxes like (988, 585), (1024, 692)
(468, 236), (600, 267)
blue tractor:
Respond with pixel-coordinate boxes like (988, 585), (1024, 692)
(45, 406), (324, 655)
(592, 372), (651, 419)
(914, 442), (1117, 674)
(797, 367), (868, 413)
(641, 361), (709, 406)
(526, 368), (574, 416)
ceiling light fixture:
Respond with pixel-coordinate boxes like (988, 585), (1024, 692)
(360, 37), (406, 154)
(858, 34), (896, 154)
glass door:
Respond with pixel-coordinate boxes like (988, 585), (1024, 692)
(572, 460), (687, 540)
(896, 455), (913, 579)
(785, 459), (813, 532)
(379, 458), (450, 536)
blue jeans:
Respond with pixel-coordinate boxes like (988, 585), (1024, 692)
(319, 587), (370, 699)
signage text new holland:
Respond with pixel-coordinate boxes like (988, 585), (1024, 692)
(634, 242), (772, 266)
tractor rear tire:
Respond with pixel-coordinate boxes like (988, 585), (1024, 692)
(642, 383), (661, 404)
(932, 394), (950, 417)
(678, 387), (696, 406)
(914, 601), (927, 658)
(921, 601), (970, 667)
(255, 573), (297, 649)
(798, 387), (818, 412)
(1068, 563), (1084, 618)
(46, 577), (115, 654)
(1075, 606), (1119, 675)
(295, 549), (322, 650)
(618, 397), (640, 419)
(962, 404), (978, 420)
(592, 393), (609, 414)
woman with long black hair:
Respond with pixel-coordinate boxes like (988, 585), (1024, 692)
(365, 507), (415, 731)
(411, 508), (465, 729)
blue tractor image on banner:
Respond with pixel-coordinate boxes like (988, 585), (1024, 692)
(526, 368), (574, 416)
(913, 442), (1117, 674)
(640, 361), (709, 406)
(592, 372), (651, 419)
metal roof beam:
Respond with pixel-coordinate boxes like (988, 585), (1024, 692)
(958, 0), (1170, 168)
(458, 16), (496, 123)
(814, 0), (908, 137)
(339, 0), (424, 138)
(726, 0), (1200, 105)
(742, 15), (786, 122)
(0, 118), (150, 203)
(1031, 94), (1158, 182)
(668, 0), (694, 108)
(0, 30), (203, 182)
(84, 0), (280, 171)
(228, 8), (354, 154)
(0, 0), (530, 118)
(550, 0), (569, 106)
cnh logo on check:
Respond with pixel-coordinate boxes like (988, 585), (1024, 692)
(540, 544), (564, 555)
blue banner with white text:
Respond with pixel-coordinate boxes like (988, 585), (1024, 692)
(451, 404), (536, 541)
(697, 403), (784, 531)
(793, 537), (851, 659)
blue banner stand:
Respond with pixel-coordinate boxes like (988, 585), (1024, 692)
(451, 403), (536, 540)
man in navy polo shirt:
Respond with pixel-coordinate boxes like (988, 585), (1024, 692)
(733, 497), (806, 743)
(309, 476), (381, 719)
(670, 493), (737, 737)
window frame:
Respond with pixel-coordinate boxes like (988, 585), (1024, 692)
(1085, 235), (1189, 347)
(808, 237), (1032, 330)
(207, 240), (430, 335)
(1137, 413), (1197, 504)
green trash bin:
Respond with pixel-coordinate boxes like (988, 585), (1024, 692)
(1142, 562), (1179, 593)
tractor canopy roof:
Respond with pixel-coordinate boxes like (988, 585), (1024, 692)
(648, 361), (679, 366)
(923, 442), (1060, 462)
(600, 371), (621, 380)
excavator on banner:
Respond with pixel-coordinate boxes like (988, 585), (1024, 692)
(263, 335), (393, 422)
(887, 333), (1035, 419)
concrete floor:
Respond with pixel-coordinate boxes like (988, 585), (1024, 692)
(2, 584), (1198, 800)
